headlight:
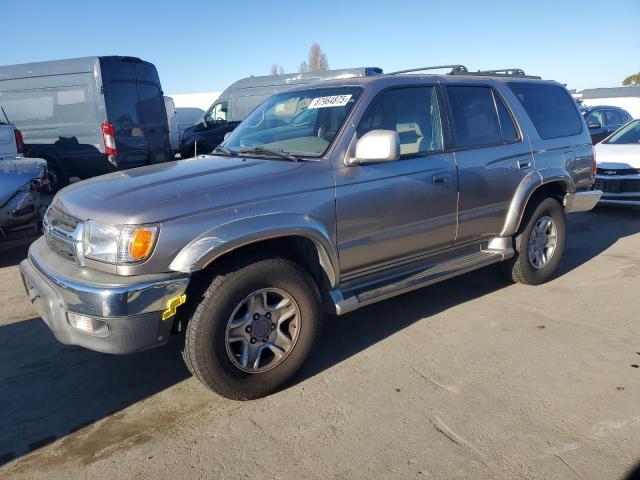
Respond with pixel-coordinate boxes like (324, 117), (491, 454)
(83, 221), (158, 264)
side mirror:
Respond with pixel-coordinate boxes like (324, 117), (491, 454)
(587, 122), (601, 130)
(348, 130), (400, 165)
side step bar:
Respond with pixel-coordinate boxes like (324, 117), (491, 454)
(330, 238), (513, 315)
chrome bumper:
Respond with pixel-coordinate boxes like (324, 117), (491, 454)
(19, 237), (189, 354)
(564, 190), (602, 213)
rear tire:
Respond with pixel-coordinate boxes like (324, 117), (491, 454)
(503, 197), (566, 285)
(45, 160), (67, 192)
(183, 256), (322, 400)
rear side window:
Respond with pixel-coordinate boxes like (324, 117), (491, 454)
(357, 86), (444, 156)
(446, 86), (502, 148)
(508, 82), (582, 139)
(0, 85), (95, 127)
(605, 109), (627, 127)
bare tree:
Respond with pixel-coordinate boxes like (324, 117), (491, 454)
(270, 64), (284, 76)
(298, 43), (328, 73)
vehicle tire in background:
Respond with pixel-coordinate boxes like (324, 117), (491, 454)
(503, 197), (566, 285)
(182, 256), (322, 400)
(45, 159), (68, 192)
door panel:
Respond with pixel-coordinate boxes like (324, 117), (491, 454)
(135, 62), (171, 164)
(455, 144), (533, 242)
(335, 85), (458, 276)
(335, 154), (458, 275)
(104, 79), (148, 168)
(445, 85), (532, 242)
(137, 81), (171, 163)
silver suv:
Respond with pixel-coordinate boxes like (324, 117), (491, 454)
(20, 65), (601, 399)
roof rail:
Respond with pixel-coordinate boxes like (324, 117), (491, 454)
(387, 65), (468, 75)
(451, 68), (541, 79)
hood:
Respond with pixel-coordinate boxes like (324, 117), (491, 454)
(52, 155), (306, 224)
(595, 143), (640, 169)
(185, 122), (206, 134)
(0, 157), (47, 206)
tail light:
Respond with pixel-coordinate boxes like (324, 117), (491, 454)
(101, 121), (117, 156)
(14, 129), (25, 153)
(163, 122), (170, 134)
(592, 147), (597, 177)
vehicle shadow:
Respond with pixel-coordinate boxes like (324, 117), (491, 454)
(293, 208), (640, 386)
(0, 318), (189, 466)
(0, 209), (637, 467)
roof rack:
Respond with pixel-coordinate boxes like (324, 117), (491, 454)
(386, 65), (541, 79)
(387, 65), (468, 75)
(451, 68), (541, 79)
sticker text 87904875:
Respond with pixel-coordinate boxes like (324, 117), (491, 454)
(307, 95), (352, 109)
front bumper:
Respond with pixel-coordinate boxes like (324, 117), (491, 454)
(595, 174), (640, 207)
(564, 190), (602, 213)
(19, 237), (189, 354)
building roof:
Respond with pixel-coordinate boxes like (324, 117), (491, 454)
(581, 86), (640, 99)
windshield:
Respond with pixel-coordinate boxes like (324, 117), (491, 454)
(604, 119), (640, 144)
(222, 87), (361, 157)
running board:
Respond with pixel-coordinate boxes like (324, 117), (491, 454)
(330, 237), (513, 315)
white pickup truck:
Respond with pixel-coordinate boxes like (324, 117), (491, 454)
(0, 109), (48, 241)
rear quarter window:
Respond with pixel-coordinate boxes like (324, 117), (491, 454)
(507, 82), (582, 140)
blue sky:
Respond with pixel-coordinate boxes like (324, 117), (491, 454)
(1, 0), (638, 94)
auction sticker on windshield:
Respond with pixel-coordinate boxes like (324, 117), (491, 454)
(307, 95), (352, 109)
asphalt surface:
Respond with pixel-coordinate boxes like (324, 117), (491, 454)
(0, 208), (639, 480)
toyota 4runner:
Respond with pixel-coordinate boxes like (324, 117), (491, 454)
(20, 65), (602, 399)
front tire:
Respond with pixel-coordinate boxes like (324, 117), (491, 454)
(183, 256), (322, 400)
(504, 197), (566, 285)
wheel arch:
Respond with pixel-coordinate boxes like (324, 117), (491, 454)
(501, 171), (572, 237)
(170, 214), (340, 290)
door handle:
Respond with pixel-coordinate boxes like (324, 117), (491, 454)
(432, 173), (450, 185)
(518, 159), (532, 169)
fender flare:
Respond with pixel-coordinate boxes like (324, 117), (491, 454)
(169, 213), (340, 287)
(500, 169), (574, 237)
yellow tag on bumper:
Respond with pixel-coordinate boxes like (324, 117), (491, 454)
(162, 294), (187, 321)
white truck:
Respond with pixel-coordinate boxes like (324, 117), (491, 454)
(0, 108), (48, 241)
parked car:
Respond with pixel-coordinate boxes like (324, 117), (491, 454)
(594, 119), (640, 207)
(20, 65), (601, 399)
(581, 105), (632, 144)
(0, 108), (48, 241)
(0, 56), (172, 189)
(179, 67), (383, 158)
(164, 96), (180, 155)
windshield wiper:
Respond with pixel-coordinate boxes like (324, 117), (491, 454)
(212, 145), (235, 156)
(239, 146), (302, 162)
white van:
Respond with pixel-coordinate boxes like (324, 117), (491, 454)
(164, 96), (179, 154)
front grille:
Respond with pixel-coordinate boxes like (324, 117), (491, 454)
(596, 167), (640, 176)
(595, 179), (640, 194)
(45, 233), (77, 260)
(43, 207), (82, 264)
(45, 207), (80, 233)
